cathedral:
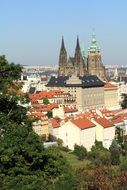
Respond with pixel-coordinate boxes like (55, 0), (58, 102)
(58, 33), (106, 80)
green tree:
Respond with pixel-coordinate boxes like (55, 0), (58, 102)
(0, 55), (74, 189)
(89, 141), (111, 165)
(121, 93), (127, 109)
(109, 139), (120, 165)
(120, 156), (127, 171)
(43, 98), (49, 105)
(74, 144), (87, 160)
(46, 111), (53, 118)
(116, 127), (124, 146)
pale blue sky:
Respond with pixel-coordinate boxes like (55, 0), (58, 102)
(0, 0), (127, 66)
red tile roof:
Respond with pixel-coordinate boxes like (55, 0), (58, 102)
(71, 118), (95, 130)
(30, 103), (58, 112)
(32, 112), (45, 118)
(29, 90), (68, 101)
(51, 118), (61, 128)
(104, 82), (117, 89)
(94, 118), (114, 128)
(101, 108), (114, 117)
(64, 106), (78, 113)
(111, 113), (127, 124)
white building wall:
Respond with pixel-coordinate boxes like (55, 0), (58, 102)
(53, 128), (59, 138)
(53, 107), (65, 119)
(103, 126), (115, 149)
(124, 120), (127, 135)
(80, 127), (96, 151)
(58, 121), (81, 150)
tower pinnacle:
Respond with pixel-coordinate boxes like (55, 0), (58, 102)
(61, 36), (66, 51)
(88, 32), (100, 52)
(76, 36), (80, 50)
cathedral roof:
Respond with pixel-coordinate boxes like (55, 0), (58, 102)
(46, 75), (104, 88)
(88, 32), (100, 52)
(47, 76), (69, 87)
(68, 57), (75, 65)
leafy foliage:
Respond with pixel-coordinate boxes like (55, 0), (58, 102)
(46, 111), (53, 118)
(0, 56), (73, 189)
(43, 98), (49, 105)
(88, 140), (111, 165)
(74, 144), (87, 160)
(110, 139), (120, 165)
(121, 93), (127, 109)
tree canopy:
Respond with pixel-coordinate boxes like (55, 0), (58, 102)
(0, 56), (73, 189)
(121, 93), (127, 109)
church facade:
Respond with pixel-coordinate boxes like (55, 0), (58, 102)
(58, 33), (105, 80)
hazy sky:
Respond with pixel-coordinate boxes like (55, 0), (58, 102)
(0, 0), (127, 66)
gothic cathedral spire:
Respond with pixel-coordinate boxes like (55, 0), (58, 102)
(61, 36), (66, 51)
(59, 36), (67, 64)
(74, 36), (82, 64)
(58, 37), (67, 76)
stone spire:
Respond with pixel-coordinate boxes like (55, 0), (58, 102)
(60, 36), (66, 51)
(74, 36), (82, 64)
(75, 36), (80, 50)
(59, 36), (67, 65)
(58, 37), (67, 76)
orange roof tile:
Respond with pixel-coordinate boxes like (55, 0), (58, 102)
(64, 106), (78, 113)
(31, 112), (45, 117)
(71, 118), (95, 130)
(30, 103), (58, 112)
(104, 82), (117, 89)
(51, 118), (61, 128)
(95, 118), (114, 128)
(29, 90), (67, 101)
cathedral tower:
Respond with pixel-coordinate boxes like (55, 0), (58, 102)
(87, 32), (105, 80)
(58, 37), (67, 76)
(74, 37), (86, 76)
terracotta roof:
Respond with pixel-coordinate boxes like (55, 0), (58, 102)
(94, 118), (114, 128)
(51, 118), (61, 128)
(29, 112), (46, 119)
(29, 90), (67, 101)
(78, 111), (99, 120)
(30, 103), (58, 112)
(71, 118), (95, 130)
(111, 113), (127, 124)
(101, 108), (114, 117)
(104, 82), (117, 89)
(64, 106), (78, 113)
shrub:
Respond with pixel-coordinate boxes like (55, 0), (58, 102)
(73, 144), (87, 160)
(109, 139), (120, 165)
(120, 156), (127, 171)
(57, 138), (63, 147)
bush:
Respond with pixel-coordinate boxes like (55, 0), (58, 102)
(98, 150), (111, 165)
(43, 98), (49, 105)
(88, 141), (111, 165)
(59, 146), (71, 152)
(73, 144), (87, 160)
(109, 139), (120, 165)
(120, 156), (127, 171)
(57, 138), (63, 147)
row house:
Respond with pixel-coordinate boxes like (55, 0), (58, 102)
(29, 89), (74, 105)
(50, 114), (115, 150)
(29, 112), (49, 140)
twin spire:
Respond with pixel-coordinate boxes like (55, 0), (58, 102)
(60, 32), (100, 55)
(61, 36), (66, 51)
(60, 36), (81, 54)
